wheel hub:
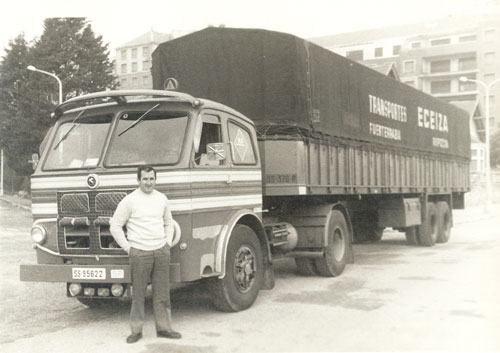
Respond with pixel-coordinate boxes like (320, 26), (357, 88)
(233, 246), (256, 293)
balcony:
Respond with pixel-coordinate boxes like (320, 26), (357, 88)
(420, 68), (479, 78)
(430, 91), (478, 100)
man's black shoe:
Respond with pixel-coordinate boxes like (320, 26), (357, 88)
(157, 330), (182, 339)
(126, 332), (143, 344)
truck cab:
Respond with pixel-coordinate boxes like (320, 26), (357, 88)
(21, 90), (273, 311)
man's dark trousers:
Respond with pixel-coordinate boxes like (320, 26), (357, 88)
(129, 243), (173, 334)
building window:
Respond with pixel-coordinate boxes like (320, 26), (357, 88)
(403, 60), (415, 73)
(459, 34), (477, 42)
(430, 38), (451, 46)
(346, 50), (363, 60)
(484, 73), (496, 84)
(121, 50), (127, 60)
(121, 79), (127, 86)
(458, 57), (476, 71)
(411, 41), (421, 49)
(143, 76), (149, 85)
(143, 60), (150, 71)
(459, 75), (476, 92)
(430, 60), (450, 73)
(132, 62), (137, 72)
(142, 46), (150, 58)
(484, 52), (496, 64)
(430, 80), (451, 94)
(121, 63), (127, 74)
(132, 77), (138, 86)
(374, 47), (383, 57)
(485, 28), (497, 41)
(131, 48), (137, 59)
(392, 45), (401, 55)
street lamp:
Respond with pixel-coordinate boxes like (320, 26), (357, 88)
(460, 76), (500, 210)
(27, 65), (63, 104)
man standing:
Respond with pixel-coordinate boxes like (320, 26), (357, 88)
(110, 165), (181, 344)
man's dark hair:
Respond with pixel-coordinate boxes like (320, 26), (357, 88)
(137, 165), (157, 180)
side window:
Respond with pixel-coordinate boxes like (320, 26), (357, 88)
(194, 114), (225, 166)
(228, 121), (256, 165)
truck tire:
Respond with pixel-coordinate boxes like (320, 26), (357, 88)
(295, 258), (317, 276)
(417, 202), (438, 247)
(405, 226), (420, 246)
(314, 210), (350, 277)
(210, 225), (263, 312)
(436, 201), (452, 243)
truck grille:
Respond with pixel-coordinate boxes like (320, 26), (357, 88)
(57, 190), (131, 256)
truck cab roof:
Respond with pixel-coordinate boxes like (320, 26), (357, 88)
(54, 89), (255, 126)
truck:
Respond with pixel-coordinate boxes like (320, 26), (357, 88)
(20, 27), (470, 312)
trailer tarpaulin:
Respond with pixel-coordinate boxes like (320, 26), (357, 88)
(152, 27), (470, 159)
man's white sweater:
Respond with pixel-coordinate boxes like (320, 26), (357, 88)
(110, 188), (174, 253)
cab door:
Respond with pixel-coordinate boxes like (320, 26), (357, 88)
(185, 110), (232, 280)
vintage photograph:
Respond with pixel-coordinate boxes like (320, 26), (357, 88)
(1, 1), (499, 352)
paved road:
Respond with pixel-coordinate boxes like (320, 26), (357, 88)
(1, 199), (499, 352)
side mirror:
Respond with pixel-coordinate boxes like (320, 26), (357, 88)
(206, 143), (226, 161)
(30, 153), (39, 170)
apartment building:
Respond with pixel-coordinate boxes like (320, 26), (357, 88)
(114, 30), (174, 90)
(310, 14), (500, 142)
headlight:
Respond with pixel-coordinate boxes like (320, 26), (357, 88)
(68, 283), (82, 296)
(111, 284), (124, 297)
(31, 225), (47, 244)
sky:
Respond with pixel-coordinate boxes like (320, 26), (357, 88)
(0, 0), (499, 57)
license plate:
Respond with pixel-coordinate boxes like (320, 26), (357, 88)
(72, 268), (106, 280)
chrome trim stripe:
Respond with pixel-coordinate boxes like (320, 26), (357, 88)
(34, 244), (128, 258)
(32, 194), (263, 215)
(32, 203), (58, 215)
(32, 170), (261, 189)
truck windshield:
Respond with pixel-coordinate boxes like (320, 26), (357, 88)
(44, 113), (113, 170)
(105, 111), (189, 166)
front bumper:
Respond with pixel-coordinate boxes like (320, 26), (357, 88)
(20, 263), (182, 283)
(20, 264), (131, 283)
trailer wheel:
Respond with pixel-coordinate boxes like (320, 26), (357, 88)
(417, 202), (438, 247)
(295, 258), (317, 276)
(314, 210), (349, 277)
(210, 225), (263, 312)
(405, 226), (420, 246)
(436, 201), (452, 243)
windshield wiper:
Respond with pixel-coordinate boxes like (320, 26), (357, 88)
(118, 104), (161, 137)
(53, 109), (86, 150)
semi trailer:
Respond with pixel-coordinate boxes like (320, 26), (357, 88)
(20, 28), (470, 311)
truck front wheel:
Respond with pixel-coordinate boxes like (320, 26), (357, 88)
(314, 210), (350, 277)
(210, 225), (263, 312)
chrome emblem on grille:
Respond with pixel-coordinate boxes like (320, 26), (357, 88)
(87, 174), (99, 189)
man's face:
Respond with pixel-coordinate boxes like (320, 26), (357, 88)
(138, 170), (156, 194)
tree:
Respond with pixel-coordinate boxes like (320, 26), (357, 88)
(31, 18), (117, 100)
(0, 34), (43, 178)
(0, 18), (117, 184)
